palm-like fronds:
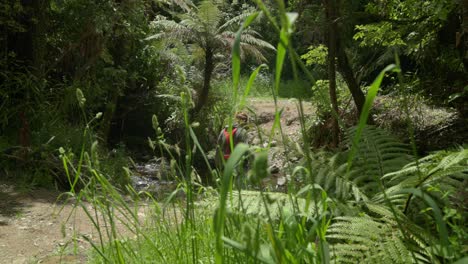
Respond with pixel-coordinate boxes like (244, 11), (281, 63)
(146, 0), (274, 111)
(147, 0), (274, 62)
(217, 12), (253, 32)
(196, 0), (221, 34)
(148, 19), (195, 41)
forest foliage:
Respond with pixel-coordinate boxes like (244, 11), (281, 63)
(0, 0), (467, 263)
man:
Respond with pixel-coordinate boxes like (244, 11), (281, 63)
(215, 112), (248, 167)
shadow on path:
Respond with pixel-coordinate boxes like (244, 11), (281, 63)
(0, 182), (64, 223)
(0, 191), (26, 219)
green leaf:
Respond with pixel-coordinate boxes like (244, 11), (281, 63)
(239, 64), (267, 110)
(232, 12), (260, 98)
(215, 143), (251, 263)
(275, 28), (288, 95)
(347, 64), (398, 172)
(453, 256), (468, 264)
(396, 188), (453, 258)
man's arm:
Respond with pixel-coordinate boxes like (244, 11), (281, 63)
(235, 127), (248, 145)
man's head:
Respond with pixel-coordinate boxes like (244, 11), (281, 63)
(235, 112), (248, 124)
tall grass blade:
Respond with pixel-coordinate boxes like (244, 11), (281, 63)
(346, 64), (397, 172)
(232, 12), (260, 99)
(239, 64), (267, 110)
(215, 143), (250, 263)
(275, 28), (287, 96)
(82, 235), (111, 263)
(228, 12), (260, 152)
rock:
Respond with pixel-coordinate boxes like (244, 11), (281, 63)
(269, 165), (279, 174)
(256, 112), (274, 124)
(252, 138), (261, 145)
(289, 156), (300, 162)
(134, 158), (172, 180)
(286, 117), (296, 126)
(131, 176), (150, 189)
(277, 176), (286, 186)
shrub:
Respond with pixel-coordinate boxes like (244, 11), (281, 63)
(278, 79), (313, 98)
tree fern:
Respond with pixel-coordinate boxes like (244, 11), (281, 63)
(147, 0), (274, 110)
(148, 1), (274, 61)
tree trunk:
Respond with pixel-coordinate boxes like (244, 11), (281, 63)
(8, 1), (33, 65)
(336, 43), (366, 118)
(99, 89), (120, 145)
(335, 1), (372, 124)
(462, 0), (468, 70)
(7, 0), (48, 72)
(6, 0), (49, 149)
(32, 0), (49, 77)
(325, 0), (339, 147)
(194, 47), (214, 113)
(99, 0), (137, 145)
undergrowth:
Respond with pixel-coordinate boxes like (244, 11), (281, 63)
(55, 1), (467, 264)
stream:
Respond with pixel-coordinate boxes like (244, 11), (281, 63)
(130, 158), (177, 196)
(130, 154), (289, 197)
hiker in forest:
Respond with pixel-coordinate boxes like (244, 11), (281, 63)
(215, 112), (249, 169)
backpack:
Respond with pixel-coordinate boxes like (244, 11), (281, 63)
(222, 127), (238, 160)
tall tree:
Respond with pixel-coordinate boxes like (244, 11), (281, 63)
(336, 43), (366, 119)
(148, 0), (274, 113)
(324, 0), (339, 146)
(296, 0), (368, 121)
(334, 0), (369, 120)
(461, 0), (468, 69)
(99, 0), (133, 145)
(3, 0), (50, 149)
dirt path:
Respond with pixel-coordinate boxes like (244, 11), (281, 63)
(248, 98), (314, 143)
(0, 183), (154, 264)
(0, 184), (83, 263)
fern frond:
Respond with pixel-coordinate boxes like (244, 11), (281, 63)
(311, 127), (413, 206)
(196, 0), (221, 32)
(327, 210), (434, 264)
(308, 127), (464, 263)
(378, 148), (467, 209)
(148, 19), (194, 41)
(217, 12), (253, 32)
(239, 34), (275, 50)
